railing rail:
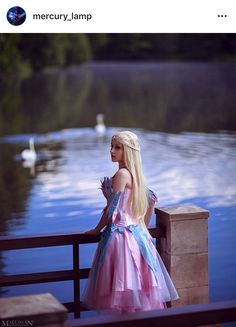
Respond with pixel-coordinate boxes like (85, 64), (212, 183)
(0, 226), (164, 250)
(68, 300), (236, 327)
(0, 226), (165, 318)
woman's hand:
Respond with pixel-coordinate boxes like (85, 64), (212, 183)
(84, 228), (100, 235)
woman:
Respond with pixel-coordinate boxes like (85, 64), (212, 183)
(82, 131), (179, 313)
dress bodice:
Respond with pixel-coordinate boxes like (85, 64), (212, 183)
(101, 177), (157, 227)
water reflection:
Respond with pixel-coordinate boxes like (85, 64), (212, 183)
(0, 128), (236, 305)
(1, 128), (236, 234)
(1, 62), (236, 136)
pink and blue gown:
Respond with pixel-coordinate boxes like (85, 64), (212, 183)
(82, 177), (179, 313)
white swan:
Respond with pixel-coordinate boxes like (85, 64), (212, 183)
(95, 113), (106, 137)
(21, 138), (37, 162)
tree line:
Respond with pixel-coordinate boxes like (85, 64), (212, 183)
(0, 33), (236, 84)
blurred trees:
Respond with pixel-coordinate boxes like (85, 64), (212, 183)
(18, 34), (92, 71)
(1, 33), (236, 85)
(0, 34), (31, 87)
(94, 34), (236, 60)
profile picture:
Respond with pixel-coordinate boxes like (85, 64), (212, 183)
(7, 6), (26, 26)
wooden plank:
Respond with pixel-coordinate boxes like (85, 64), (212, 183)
(63, 302), (90, 313)
(68, 300), (236, 327)
(79, 268), (90, 279)
(0, 232), (101, 250)
(0, 268), (90, 287)
(0, 227), (164, 250)
(63, 302), (75, 313)
(0, 270), (74, 286)
(149, 226), (166, 238)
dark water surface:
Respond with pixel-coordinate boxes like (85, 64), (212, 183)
(1, 62), (236, 136)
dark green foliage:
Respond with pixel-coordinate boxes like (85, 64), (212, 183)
(0, 34), (31, 87)
(0, 33), (236, 88)
(18, 34), (92, 70)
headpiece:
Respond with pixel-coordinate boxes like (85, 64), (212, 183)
(112, 131), (140, 151)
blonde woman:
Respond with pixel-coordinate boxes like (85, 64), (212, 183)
(82, 131), (179, 313)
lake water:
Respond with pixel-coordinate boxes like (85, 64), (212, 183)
(0, 62), (236, 320)
(1, 61), (236, 135)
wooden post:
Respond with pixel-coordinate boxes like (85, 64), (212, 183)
(73, 241), (80, 318)
(155, 205), (209, 306)
(0, 293), (68, 326)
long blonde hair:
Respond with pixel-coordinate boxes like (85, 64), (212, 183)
(112, 131), (148, 229)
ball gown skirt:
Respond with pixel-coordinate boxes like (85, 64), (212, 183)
(82, 177), (179, 313)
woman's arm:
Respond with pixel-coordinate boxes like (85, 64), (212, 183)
(84, 207), (109, 235)
(144, 204), (155, 226)
(85, 170), (130, 235)
(144, 189), (157, 226)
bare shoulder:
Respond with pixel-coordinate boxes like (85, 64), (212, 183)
(113, 168), (132, 191)
(115, 168), (132, 182)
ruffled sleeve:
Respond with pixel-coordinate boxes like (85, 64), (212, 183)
(101, 177), (112, 199)
(106, 192), (123, 220)
(147, 188), (158, 206)
(101, 177), (124, 221)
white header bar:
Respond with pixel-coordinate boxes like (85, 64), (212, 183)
(0, 0), (235, 33)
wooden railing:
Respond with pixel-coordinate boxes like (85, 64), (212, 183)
(0, 226), (165, 319)
(1, 206), (236, 326)
(69, 300), (236, 327)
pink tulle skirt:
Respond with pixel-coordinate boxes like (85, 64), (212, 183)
(82, 229), (170, 313)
